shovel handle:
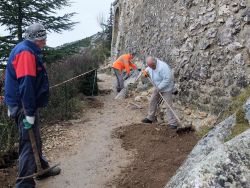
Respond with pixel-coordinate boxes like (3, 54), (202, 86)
(28, 128), (43, 172)
(147, 77), (181, 124)
(158, 91), (181, 124)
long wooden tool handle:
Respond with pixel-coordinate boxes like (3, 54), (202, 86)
(134, 71), (143, 83)
(28, 129), (43, 172)
(158, 91), (181, 124)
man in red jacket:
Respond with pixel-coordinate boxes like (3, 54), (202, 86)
(4, 23), (61, 188)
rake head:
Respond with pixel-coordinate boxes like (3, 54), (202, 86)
(17, 163), (60, 180)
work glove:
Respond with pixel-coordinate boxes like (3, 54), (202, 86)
(7, 109), (10, 117)
(23, 116), (35, 129)
(143, 70), (149, 77)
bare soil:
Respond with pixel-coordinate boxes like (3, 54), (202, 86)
(111, 124), (198, 188)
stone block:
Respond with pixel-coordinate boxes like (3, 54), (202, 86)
(244, 97), (250, 124)
(232, 53), (245, 65)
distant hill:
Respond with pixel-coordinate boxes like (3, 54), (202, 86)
(44, 32), (109, 64)
(43, 36), (91, 63)
(55, 36), (92, 52)
(0, 31), (110, 65)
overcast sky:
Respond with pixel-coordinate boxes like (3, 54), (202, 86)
(0, 0), (114, 47)
(47, 0), (114, 47)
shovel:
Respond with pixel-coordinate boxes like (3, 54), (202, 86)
(17, 128), (60, 180)
(147, 77), (193, 133)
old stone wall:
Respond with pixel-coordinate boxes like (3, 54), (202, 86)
(111, 0), (250, 114)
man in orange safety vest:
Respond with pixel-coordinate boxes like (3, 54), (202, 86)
(112, 53), (138, 92)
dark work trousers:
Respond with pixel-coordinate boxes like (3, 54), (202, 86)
(15, 110), (49, 188)
(113, 68), (124, 92)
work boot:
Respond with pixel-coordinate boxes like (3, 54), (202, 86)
(141, 118), (153, 124)
(176, 126), (194, 134)
(36, 166), (61, 180)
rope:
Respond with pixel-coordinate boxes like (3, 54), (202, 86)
(0, 67), (98, 156)
(49, 68), (98, 89)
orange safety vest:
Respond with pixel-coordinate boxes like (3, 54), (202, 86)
(112, 54), (137, 74)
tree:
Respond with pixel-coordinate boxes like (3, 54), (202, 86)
(105, 4), (113, 49)
(96, 4), (113, 56)
(96, 13), (107, 32)
(0, 0), (78, 59)
(0, 35), (15, 60)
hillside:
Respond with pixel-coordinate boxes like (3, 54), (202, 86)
(44, 32), (109, 64)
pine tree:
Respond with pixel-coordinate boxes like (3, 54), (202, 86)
(0, 35), (15, 60)
(95, 4), (113, 58)
(105, 4), (113, 49)
(0, 0), (78, 59)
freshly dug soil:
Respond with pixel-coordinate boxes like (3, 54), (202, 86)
(112, 124), (198, 188)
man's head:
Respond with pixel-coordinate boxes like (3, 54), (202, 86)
(146, 56), (157, 70)
(25, 23), (47, 49)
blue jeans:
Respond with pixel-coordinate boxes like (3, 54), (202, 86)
(15, 109), (49, 188)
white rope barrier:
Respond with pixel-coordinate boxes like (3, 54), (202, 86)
(49, 68), (97, 89)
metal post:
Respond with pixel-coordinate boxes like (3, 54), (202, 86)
(64, 83), (68, 119)
(92, 69), (97, 96)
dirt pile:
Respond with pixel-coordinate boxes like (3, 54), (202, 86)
(112, 123), (198, 188)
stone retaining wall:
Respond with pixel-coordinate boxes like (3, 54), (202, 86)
(112, 0), (250, 114)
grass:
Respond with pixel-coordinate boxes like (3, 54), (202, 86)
(224, 123), (249, 142)
(196, 86), (250, 139)
(224, 108), (249, 142)
(218, 86), (250, 141)
(196, 108), (249, 141)
(196, 125), (214, 139)
(220, 86), (250, 121)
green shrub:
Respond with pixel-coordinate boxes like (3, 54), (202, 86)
(219, 86), (250, 122)
(221, 88), (250, 142)
(225, 123), (249, 142)
(0, 104), (17, 156)
(196, 126), (214, 139)
(40, 53), (99, 123)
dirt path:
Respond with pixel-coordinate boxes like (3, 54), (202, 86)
(37, 73), (145, 188)
(0, 73), (198, 188)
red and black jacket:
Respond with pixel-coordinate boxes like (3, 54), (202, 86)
(4, 40), (49, 116)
